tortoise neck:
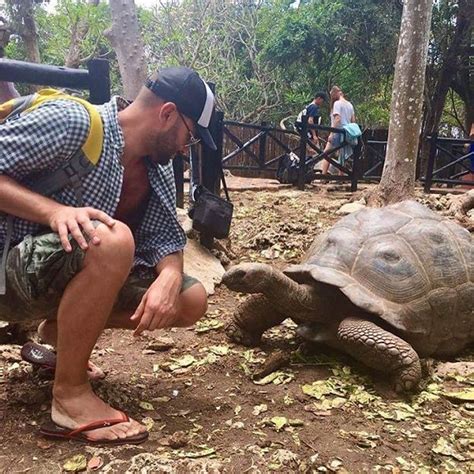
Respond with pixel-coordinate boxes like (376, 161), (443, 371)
(262, 268), (324, 316)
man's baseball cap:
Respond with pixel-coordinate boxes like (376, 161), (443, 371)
(145, 66), (217, 150)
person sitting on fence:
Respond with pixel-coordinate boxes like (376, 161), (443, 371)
(295, 91), (328, 152)
(322, 86), (356, 175)
(0, 66), (215, 445)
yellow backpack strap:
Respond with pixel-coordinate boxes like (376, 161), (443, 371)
(24, 89), (103, 166)
(0, 90), (104, 296)
(0, 94), (37, 123)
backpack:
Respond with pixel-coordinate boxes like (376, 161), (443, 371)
(276, 152), (315, 185)
(276, 152), (300, 184)
(0, 88), (105, 294)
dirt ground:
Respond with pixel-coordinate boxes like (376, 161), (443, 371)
(0, 184), (472, 473)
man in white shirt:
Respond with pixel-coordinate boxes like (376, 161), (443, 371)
(322, 86), (355, 175)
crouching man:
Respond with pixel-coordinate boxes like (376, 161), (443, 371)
(0, 67), (214, 445)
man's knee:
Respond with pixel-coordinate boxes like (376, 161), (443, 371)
(85, 220), (135, 270)
(180, 283), (208, 325)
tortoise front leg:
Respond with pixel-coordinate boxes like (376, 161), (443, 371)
(337, 317), (422, 393)
(227, 294), (287, 347)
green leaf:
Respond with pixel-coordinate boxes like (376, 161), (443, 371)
(139, 401), (155, 411)
(168, 355), (196, 371)
(432, 437), (466, 461)
(195, 319), (224, 333)
(209, 345), (230, 356)
(142, 416), (155, 431)
(442, 389), (474, 403)
(302, 380), (343, 399)
(63, 454), (87, 472)
(254, 371), (294, 385)
(271, 416), (288, 431)
(252, 404), (268, 416)
(177, 447), (216, 458)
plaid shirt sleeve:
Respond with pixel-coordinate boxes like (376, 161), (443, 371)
(0, 100), (90, 181)
(133, 162), (186, 269)
(133, 197), (186, 268)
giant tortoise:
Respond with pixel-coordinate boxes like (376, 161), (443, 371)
(223, 200), (473, 392)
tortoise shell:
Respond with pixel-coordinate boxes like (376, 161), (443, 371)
(284, 201), (473, 356)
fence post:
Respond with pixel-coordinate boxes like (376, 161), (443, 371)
(200, 81), (224, 248)
(297, 113), (308, 190)
(173, 153), (185, 208)
(351, 138), (362, 192)
(424, 133), (437, 193)
(87, 59), (110, 104)
(259, 121), (267, 169)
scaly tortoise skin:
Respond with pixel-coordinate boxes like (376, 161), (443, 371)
(223, 200), (473, 392)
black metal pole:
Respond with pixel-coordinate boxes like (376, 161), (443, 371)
(173, 153), (185, 208)
(0, 58), (89, 88)
(87, 59), (110, 104)
(259, 121), (267, 169)
(201, 83), (220, 194)
(297, 113), (308, 190)
(424, 133), (437, 194)
(351, 138), (362, 192)
(199, 82), (225, 248)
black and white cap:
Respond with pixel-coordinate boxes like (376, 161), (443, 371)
(145, 66), (217, 150)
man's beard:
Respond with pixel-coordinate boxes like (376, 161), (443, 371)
(149, 126), (180, 165)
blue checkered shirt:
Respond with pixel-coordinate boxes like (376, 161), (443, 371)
(0, 96), (186, 273)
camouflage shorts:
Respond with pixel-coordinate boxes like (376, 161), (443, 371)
(0, 231), (199, 322)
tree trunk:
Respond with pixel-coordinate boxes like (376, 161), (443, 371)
(105, 0), (146, 100)
(64, 19), (89, 69)
(6, 0), (41, 63)
(419, 0), (471, 175)
(370, 0), (433, 206)
(22, 4), (40, 64)
(0, 81), (20, 102)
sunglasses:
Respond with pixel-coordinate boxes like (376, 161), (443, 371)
(178, 112), (201, 147)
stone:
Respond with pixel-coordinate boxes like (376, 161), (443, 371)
(336, 201), (366, 215)
(177, 208), (193, 236)
(145, 336), (175, 352)
(434, 361), (474, 378)
(184, 239), (225, 295)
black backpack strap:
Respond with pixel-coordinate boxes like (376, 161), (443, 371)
(0, 215), (14, 295)
(0, 150), (94, 295)
(29, 150), (94, 206)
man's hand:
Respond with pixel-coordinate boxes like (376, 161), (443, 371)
(48, 205), (115, 252)
(131, 270), (182, 336)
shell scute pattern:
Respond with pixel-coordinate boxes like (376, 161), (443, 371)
(284, 201), (473, 355)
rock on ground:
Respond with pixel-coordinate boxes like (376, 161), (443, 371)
(183, 239), (225, 295)
(337, 201), (366, 215)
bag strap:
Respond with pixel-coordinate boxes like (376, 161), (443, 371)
(0, 215), (13, 295)
(1, 88), (104, 166)
(220, 167), (231, 202)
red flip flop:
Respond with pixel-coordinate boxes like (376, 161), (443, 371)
(21, 342), (56, 376)
(20, 342), (105, 380)
(40, 411), (149, 445)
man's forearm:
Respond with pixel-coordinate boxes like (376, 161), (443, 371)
(155, 251), (184, 277)
(0, 174), (63, 225)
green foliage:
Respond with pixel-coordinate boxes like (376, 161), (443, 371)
(35, 0), (112, 67)
(0, 0), (466, 132)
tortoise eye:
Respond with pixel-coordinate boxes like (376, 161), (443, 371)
(381, 250), (401, 263)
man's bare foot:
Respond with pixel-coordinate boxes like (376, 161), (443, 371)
(38, 320), (106, 381)
(52, 384), (147, 442)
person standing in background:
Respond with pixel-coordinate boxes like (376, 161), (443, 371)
(322, 86), (355, 175)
